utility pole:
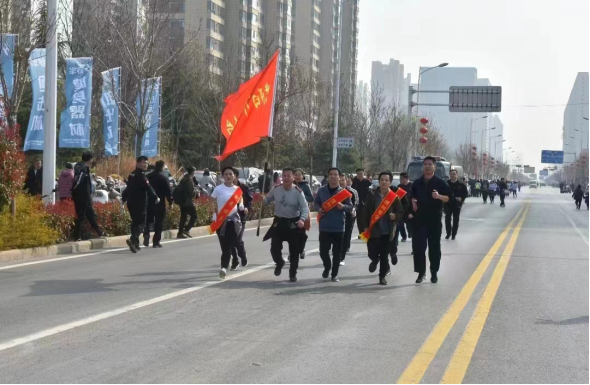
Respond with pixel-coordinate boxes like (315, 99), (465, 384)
(42, 0), (58, 204)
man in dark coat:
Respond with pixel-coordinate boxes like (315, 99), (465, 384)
(24, 159), (43, 196)
(71, 152), (106, 241)
(352, 168), (372, 238)
(258, 168), (272, 194)
(498, 178), (508, 207)
(143, 160), (172, 248)
(445, 169), (468, 240)
(176, 166), (197, 238)
(122, 156), (159, 252)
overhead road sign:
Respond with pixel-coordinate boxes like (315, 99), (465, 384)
(448, 86), (502, 112)
(541, 150), (564, 164)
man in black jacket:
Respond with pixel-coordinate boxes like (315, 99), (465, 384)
(143, 160), (172, 248)
(176, 166), (197, 238)
(411, 157), (452, 284)
(498, 178), (508, 207)
(352, 168), (372, 238)
(445, 169), (468, 240)
(24, 159), (43, 196)
(71, 152), (106, 241)
(231, 175), (253, 270)
(122, 156), (159, 253)
(258, 168), (272, 194)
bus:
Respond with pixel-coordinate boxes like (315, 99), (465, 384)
(407, 156), (452, 182)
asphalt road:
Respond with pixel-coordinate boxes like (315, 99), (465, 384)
(0, 187), (587, 383)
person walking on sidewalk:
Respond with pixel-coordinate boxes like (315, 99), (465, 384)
(294, 168), (314, 259)
(314, 168), (353, 282)
(263, 168), (309, 282)
(489, 180), (497, 204)
(481, 179), (489, 203)
(359, 171), (405, 285)
(122, 156), (159, 252)
(445, 169), (468, 240)
(72, 152), (107, 241)
(210, 167), (244, 279)
(411, 156), (452, 284)
(143, 160), (172, 248)
(339, 174), (359, 265)
(352, 168), (372, 239)
(230, 175), (252, 270)
(573, 184), (584, 210)
(175, 167), (198, 238)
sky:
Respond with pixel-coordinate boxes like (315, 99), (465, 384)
(357, 0), (589, 172)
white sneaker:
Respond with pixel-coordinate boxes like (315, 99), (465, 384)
(219, 268), (227, 279)
(339, 261), (345, 266)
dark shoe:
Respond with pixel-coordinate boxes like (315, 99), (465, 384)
(346, 248), (350, 252)
(300, 249), (306, 259)
(391, 254), (398, 265)
(369, 262), (377, 273)
(416, 273), (425, 283)
(241, 256), (248, 267)
(290, 275), (297, 283)
(184, 231), (193, 238)
(331, 276), (339, 282)
(431, 272), (438, 283)
(230, 259), (240, 271)
(451, 235), (456, 240)
(401, 238), (407, 242)
(445, 234), (451, 240)
(379, 277), (388, 285)
(135, 244), (141, 251)
(274, 263), (284, 276)
(143, 236), (149, 247)
(177, 232), (188, 239)
(322, 268), (330, 279)
(126, 239), (137, 253)
(153, 244), (163, 248)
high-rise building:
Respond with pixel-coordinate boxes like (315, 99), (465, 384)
(562, 72), (589, 164)
(356, 80), (368, 109)
(340, 0), (359, 100)
(417, 66), (479, 155)
(492, 114), (504, 163)
(371, 59), (410, 109)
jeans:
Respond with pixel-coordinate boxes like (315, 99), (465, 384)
(72, 197), (103, 240)
(270, 218), (303, 277)
(341, 213), (355, 261)
(368, 235), (390, 279)
(179, 205), (197, 233)
(414, 221), (442, 275)
(319, 231), (344, 278)
(444, 206), (461, 237)
(217, 221), (239, 269)
(143, 202), (166, 246)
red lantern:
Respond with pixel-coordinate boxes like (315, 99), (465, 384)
(419, 137), (428, 144)
(419, 126), (429, 135)
(420, 117), (429, 125)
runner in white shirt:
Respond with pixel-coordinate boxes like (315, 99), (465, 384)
(211, 166), (244, 279)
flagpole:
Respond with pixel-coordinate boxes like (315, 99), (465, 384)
(256, 146), (270, 237)
(117, 68), (121, 180)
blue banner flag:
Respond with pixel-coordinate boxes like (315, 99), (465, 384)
(1, 34), (16, 99)
(59, 57), (92, 148)
(136, 77), (161, 157)
(23, 48), (46, 151)
(101, 67), (120, 156)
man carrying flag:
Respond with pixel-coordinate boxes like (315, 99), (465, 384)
(359, 171), (405, 285)
(314, 168), (353, 282)
(210, 166), (244, 279)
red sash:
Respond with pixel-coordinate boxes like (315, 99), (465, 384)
(208, 188), (243, 234)
(317, 188), (353, 223)
(359, 189), (406, 242)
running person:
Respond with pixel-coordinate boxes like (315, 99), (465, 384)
(230, 175), (252, 270)
(339, 174), (359, 265)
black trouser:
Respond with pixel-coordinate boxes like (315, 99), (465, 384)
(319, 231), (343, 278)
(489, 191), (495, 203)
(575, 198), (582, 209)
(72, 196), (103, 240)
(414, 221), (442, 275)
(391, 223), (401, 257)
(231, 221), (247, 263)
(270, 218), (302, 277)
(512, 190), (517, 197)
(341, 213), (355, 261)
(482, 190), (488, 203)
(143, 202), (166, 246)
(368, 235), (390, 279)
(179, 204), (197, 233)
(217, 221), (239, 269)
(445, 206), (461, 237)
(500, 192), (506, 206)
(398, 219), (408, 240)
(128, 203), (146, 246)
(355, 204), (365, 234)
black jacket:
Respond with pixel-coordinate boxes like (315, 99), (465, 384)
(411, 175), (453, 224)
(352, 177), (372, 207)
(447, 180), (468, 208)
(72, 162), (92, 201)
(176, 175), (196, 207)
(498, 181), (508, 192)
(296, 181), (314, 203)
(122, 167), (158, 208)
(147, 170), (172, 205)
(258, 174), (272, 193)
(573, 187), (584, 200)
(237, 182), (253, 222)
(398, 181), (414, 218)
(24, 167), (43, 196)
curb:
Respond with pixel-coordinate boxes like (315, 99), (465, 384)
(0, 214), (315, 264)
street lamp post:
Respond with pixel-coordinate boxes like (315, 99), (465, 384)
(331, 0), (346, 167)
(470, 115), (488, 146)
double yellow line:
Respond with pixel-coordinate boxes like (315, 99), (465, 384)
(397, 202), (530, 384)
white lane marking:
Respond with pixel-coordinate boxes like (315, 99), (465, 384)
(558, 206), (589, 246)
(461, 218), (485, 222)
(0, 226), (271, 271)
(0, 248), (320, 352)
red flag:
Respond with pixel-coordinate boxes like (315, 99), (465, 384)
(216, 50), (279, 161)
